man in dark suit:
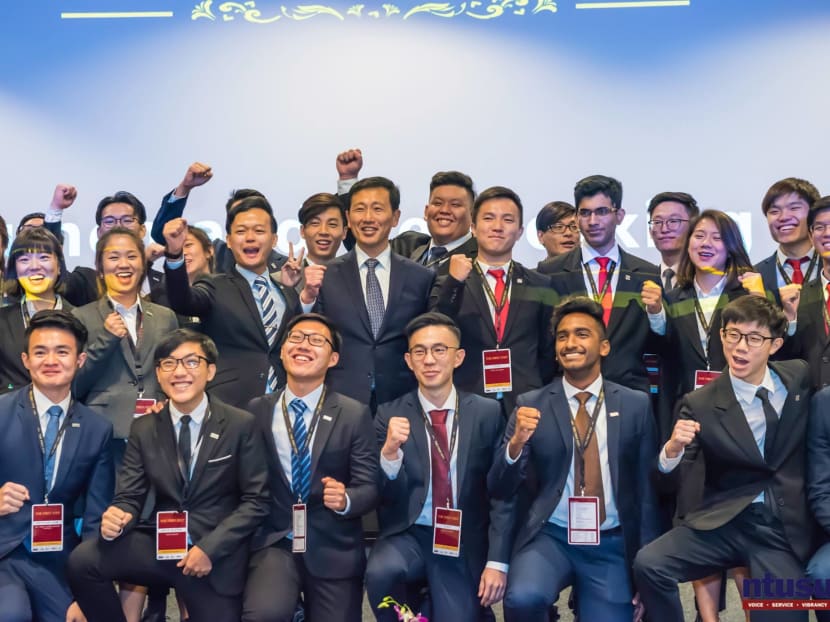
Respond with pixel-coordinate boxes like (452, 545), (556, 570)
(161, 196), (300, 407)
(807, 386), (830, 622)
(488, 296), (659, 621)
(539, 175), (660, 394)
(0, 310), (114, 622)
(754, 177), (821, 306)
(243, 313), (378, 622)
(535, 200), (578, 272)
(67, 329), (270, 622)
(301, 176), (434, 410)
(367, 312), (513, 621)
(433, 185), (555, 417)
(634, 296), (815, 622)
(646, 191), (699, 291)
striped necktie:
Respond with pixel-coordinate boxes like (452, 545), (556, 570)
(253, 276), (279, 392)
(42, 405), (63, 491)
(289, 398), (311, 503)
(364, 258), (385, 338)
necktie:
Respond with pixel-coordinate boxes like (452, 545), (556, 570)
(785, 258), (807, 285)
(825, 283), (830, 336)
(574, 392), (606, 524)
(425, 246), (448, 268)
(755, 387), (779, 460)
(290, 399), (311, 503)
(364, 258), (385, 338)
(662, 267), (676, 291)
(42, 405), (63, 491)
(428, 409), (453, 514)
(179, 415), (192, 479)
(253, 276), (279, 392)
(487, 268), (510, 343)
(595, 257), (614, 326)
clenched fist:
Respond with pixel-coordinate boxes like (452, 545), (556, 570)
(0, 482), (29, 516)
(300, 264), (326, 305)
(322, 476), (347, 512)
(174, 162), (213, 198)
(664, 419), (700, 459)
(508, 407), (541, 459)
(163, 217), (188, 257)
(382, 416), (410, 461)
(640, 280), (663, 314)
(103, 312), (128, 339)
(336, 149), (363, 180)
(101, 505), (133, 540)
(50, 184), (77, 211)
(448, 254), (473, 282)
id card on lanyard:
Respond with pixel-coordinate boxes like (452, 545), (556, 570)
(567, 387), (604, 546)
(108, 300), (154, 416)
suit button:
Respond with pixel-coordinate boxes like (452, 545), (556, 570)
(777, 497), (785, 506)
(823, 357), (830, 364)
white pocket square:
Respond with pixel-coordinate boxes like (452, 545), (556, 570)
(207, 454), (233, 464)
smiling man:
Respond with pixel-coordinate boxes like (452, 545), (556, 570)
(646, 192), (699, 291)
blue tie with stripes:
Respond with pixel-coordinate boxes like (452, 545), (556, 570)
(290, 398), (311, 503)
(253, 276), (279, 392)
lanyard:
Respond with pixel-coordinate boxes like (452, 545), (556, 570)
(474, 262), (513, 346)
(281, 387), (327, 459)
(692, 293), (725, 370)
(29, 387), (73, 503)
(107, 299), (146, 395)
(823, 286), (830, 336)
(419, 392), (460, 508)
(568, 387), (605, 496)
(776, 253), (817, 285)
(584, 260), (617, 304)
(20, 296), (60, 329)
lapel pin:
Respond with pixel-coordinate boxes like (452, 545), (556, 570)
(795, 395), (800, 402)
(625, 275), (631, 281)
(517, 278), (524, 284)
(323, 415), (333, 422)
(71, 422), (81, 427)
(609, 411), (619, 417)
(209, 432), (220, 439)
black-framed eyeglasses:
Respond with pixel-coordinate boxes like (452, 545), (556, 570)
(100, 215), (138, 228)
(546, 223), (579, 234)
(408, 344), (459, 360)
(286, 330), (333, 348)
(157, 355), (211, 372)
(577, 207), (617, 219)
(721, 328), (775, 349)
(811, 223), (830, 234)
(648, 218), (689, 232)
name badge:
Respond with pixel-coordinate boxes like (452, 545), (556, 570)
(694, 370), (722, 390)
(568, 496), (600, 546)
(482, 349), (512, 394)
(292, 504), (307, 553)
(156, 511), (188, 560)
(31, 504), (63, 552)
(433, 507), (462, 557)
(134, 398), (157, 418)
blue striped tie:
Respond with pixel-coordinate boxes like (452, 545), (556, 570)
(43, 405), (62, 492)
(364, 258), (385, 338)
(253, 276), (279, 392)
(290, 399), (311, 503)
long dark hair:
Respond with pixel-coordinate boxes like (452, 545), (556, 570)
(676, 209), (752, 289)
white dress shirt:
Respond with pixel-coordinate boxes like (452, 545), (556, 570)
(475, 259), (513, 324)
(169, 394), (209, 479)
(775, 248), (817, 289)
(236, 265), (286, 331)
(580, 241), (621, 304)
(32, 387), (72, 493)
(108, 295), (143, 344)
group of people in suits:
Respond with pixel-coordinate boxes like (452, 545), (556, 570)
(2, 150), (830, 622)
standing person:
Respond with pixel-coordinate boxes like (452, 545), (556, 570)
(634, 296), (814, 622)
(646, 191), (699, 291)
(367, 312), (513, 621)
(0, 310), (114, 622)
(489, 297), (659, 621)
(243, 314), (378, 622)
(67, 329), (270, 622)
(433, 186), (555, 417)
(535, 201), (578, 271)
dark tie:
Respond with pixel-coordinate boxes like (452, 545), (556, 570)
(574, 392), (606, 524)
(595, 257), (614, 326)
(42, 405), (63, 490)
(486, 268), (510, 343)
(252, 275), (279, 392)
(785, 258), (807, 285)
(364, 258), (385, 338)
(290, 399), (311, 503)
(425, 246), (448, 268)
(662, 267), (676, 291)
(179, 415), (192, 479)
(755, 387), (779, 460)
(428, 409), (453, 514)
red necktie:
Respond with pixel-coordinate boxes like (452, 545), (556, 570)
(428, 409), (453, 516)
(595, 257), (613, 326)
(825, 284), (830, 336)
(785, 257), (808, 285)
(487, 268), (510, 343)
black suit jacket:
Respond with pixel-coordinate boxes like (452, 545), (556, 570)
(374, 390), (515, 577)
(539, 247), (660, 393)
(113, 397), (269, 595)
(164, 263), (300, 407)
(432, 261), (555, 415)
(808, 387), (830, 544)
(247, 389), (378, 579)
(779, 279), (830, 390)
(314, 250), (434, 405)
(397, 232), (479, 276)
(754, 251), (820, 308)
(488, 377), (660, 568)
(665, 360), (814, 561)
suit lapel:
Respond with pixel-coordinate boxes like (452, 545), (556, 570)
(603, 383), (621, 495)
(455, 392), (474, 500)
(260, 395), (290, 491)
(230, 269), (269, 345)
(672, 288), (708, 363)
(380, 255), (407, 337)
(411, 243), (429, 264)
(154, 407), (185, 490)
(468, 270), (498, 342)
(16, 391), (44, 492)
(188, 401), (228, 489)
(51, 405), (82, 493)
(311, 394), (339, 479)
(343, 253), (373, 336)
(607, 250), (639, 335)
(406, 393), (431, 484)
(713, 376), (765, 465)
(768, 362), (808, 464)
(97, 298), (136, 378)
(500, 263), (525, 344)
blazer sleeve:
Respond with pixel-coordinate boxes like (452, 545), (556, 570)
(341, 405), (380, 518)
(111, 423), (152, 531)
(657, 395), (702, 495)
(487, 403), (528, 500)
(374, 405), (411, 502)
(431, 274), (465, 317)
(485, 414), (516, 565)
(808, 391), (830, 535)
(81, 423), (115, 540)
(636, 393), (661, 547)
(72, 307), (124, 401)
(150, 191), (188, 245)
(163, 262), (215, 317)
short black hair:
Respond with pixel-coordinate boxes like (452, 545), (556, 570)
(349, 177), (400, 212)
(762, 178), (820, 215)
(405, 312), (461, 344)
(647, 191), (700, 219)
(154, 329), (219, 367)
(550, 295), (607, 339)
(473, 186), (524, 226)
(225, 188), (266, 213)
(535, 201), (576, 232)
(16, 212), (46, 233)
(282, 312), (343, 353)
(25, 309), (88, 352)
(94, 228), (147, 297)
(721, 295), (787, 340)
(95, 191), (147, 226)
(574, 175), (622, 210)
(430, 171), (475, 205)
(225, 195), (278, 234)
(807, 196), (830, 230)
(0, 212), (8, 274)
(4, 227), (68, 298)
(298, 193), (346, 227)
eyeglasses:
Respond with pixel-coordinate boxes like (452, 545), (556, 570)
(100, 215), (139, 228)
(286, 330), (333, 348)
(812, 223), (830, 234)
(721, 328), (775, 349)
(408, 344), (459, 360)
(157, 355), (210, 372)
(577, 207), (617, 219)
(648, 218), (689, 232)
(546, 223), (579, 234)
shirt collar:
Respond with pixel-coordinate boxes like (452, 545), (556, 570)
(776, 247), (814, 265)
(169, 393), (209, 426)
(107, 295), (142, 315)
(356, 245), (392, 269)
(693, 274), (727, 298)
(581, 240), (620, 265)
(729, 367), (776, 406)
(32, 385), (71, 419)
(476, 259), (512, 273)
(417, 385), (458, 413)
(660, 261), (679, 276)
(235, 264), (271, 285)
(430, 232), (472, 254)
(561, 374), (604, 402)
(284, 383), (326, 415)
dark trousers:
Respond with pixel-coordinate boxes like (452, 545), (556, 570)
(0, 545), (72, 622)
(503, 523), (633, 622)
(242, 541), (363, 622)
(633, 503), (807, 622)
(67, 530), (240, 622)
(365, 525), (480, 622)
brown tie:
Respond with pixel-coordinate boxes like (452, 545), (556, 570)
(574, 391), (606, 524)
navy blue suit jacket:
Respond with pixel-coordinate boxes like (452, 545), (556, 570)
(313, 250), (434, 405)
(0, 387), (114, 560)
(808, 386), (830, 544)
(488, 377), (660, 568)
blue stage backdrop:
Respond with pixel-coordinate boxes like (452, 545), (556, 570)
(1, 0), (829, 268)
